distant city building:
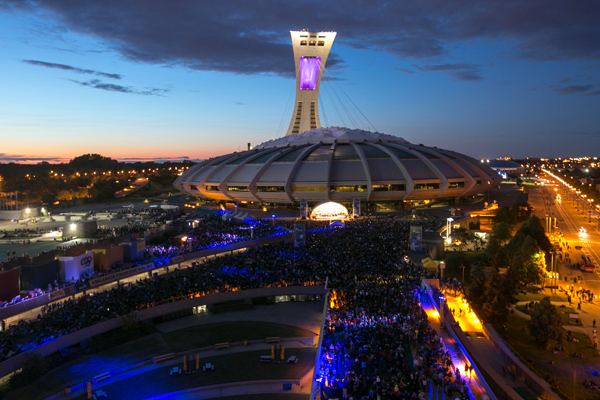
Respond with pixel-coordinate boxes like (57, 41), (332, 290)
(486, 159), (524, 177)
(174, 31), (502, 206)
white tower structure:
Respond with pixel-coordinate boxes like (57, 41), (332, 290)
(285, 30), (337, 136)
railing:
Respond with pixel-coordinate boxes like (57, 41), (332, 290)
(0, 233), (293, 322)
(0, 284), (324, 381)
(309, 279), (330, 400)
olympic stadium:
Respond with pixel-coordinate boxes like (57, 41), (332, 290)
(174, 31), (502, 207)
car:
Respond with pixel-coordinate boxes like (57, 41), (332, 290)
(575, 245), (583, 250)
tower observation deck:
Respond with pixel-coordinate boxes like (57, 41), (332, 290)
(285, 31), (337, 136)
(173, 30), (503, 206)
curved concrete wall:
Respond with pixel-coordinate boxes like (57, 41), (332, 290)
(0, 234), (293, 323)
(0, 285), (324, 380)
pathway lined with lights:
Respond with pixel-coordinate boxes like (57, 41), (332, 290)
(420, 293), (487, 400)
(444, 295), (483, 334)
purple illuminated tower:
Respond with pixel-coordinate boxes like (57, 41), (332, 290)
(286, 31), (337, 136)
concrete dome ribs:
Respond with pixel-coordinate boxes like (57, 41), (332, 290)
(173, 30), (502, 205)
(173, 127), (502, 205)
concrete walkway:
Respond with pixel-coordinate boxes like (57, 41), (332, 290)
(420, 294), (488, 400)
(46, 338), (315, 400)
(157, 301), (323, 335)
(428, 293), (542, 400)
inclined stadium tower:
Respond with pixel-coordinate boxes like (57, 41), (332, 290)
(174, 31), (502, 206)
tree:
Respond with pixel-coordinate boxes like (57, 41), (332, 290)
(69, 153), (118, 170)
(515, 215), (552, 252)
(444, 253), (471, 283)
(468, 265), (487, 308)
(506, 236), (546, 286)
(97, 186), (116, 201)
(528, 297), (566, 349)
(485, 236), (506, 269)
(482, 266), (510, 324)
(511, 202), (533, 222)
(41, 193), (56, 204)
(452, 227), (476, 250)
(491, 223), (512, 244)
(494, 206), (518, 226)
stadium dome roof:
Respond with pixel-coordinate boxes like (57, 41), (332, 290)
(486, 160), (522, 169)
(174, 128), (502, 204)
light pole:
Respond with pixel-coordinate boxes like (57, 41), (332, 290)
(439, 295), (445, 325)
(446, 217), (454, 245)
(272, 214), (275, 227)
(549, 250), (555, 293)
(460, 265), (466, 285)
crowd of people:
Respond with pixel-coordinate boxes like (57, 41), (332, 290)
(0, 215), (284, 311)
(0, 215), (471, 400)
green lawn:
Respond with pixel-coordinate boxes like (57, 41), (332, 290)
(3, 321), (316, 400)
(515, 287), (568, 303)
(493, 313), (600, 400)
(515, 304), (581, 326)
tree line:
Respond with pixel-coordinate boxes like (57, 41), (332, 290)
(0, 154), (192, 204)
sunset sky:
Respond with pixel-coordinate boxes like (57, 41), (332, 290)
(1, 1), (599, 163)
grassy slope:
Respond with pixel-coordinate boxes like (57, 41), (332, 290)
(493, 313), (599, 400)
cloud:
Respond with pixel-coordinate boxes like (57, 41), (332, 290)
(552, 84), (594, 94)
(2, 1), (598, 77)
(586, 90), (600, 96)
(21, 59), (121, 79)
(412, 63), (483, 81)
(567, 131), (600, 136)
(0, 153), (69, 163)
(394, 67), (416, 74)
(68, 79), (168, 95)
(117, 156), (192, 163)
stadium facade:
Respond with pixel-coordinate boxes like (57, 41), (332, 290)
(174, 31), (502, 207)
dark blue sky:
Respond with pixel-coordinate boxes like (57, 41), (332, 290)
(1, 0), (599, 163)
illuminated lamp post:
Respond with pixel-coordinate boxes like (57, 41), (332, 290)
(272, 214), (275, 227)
(439, 294), (445, 325)
(549, 250), (555, 293)
(446, 217), (454, 245)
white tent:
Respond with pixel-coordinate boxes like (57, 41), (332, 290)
(241, 212), (255, 221)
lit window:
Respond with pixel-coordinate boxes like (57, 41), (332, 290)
(414, 183), (440, 190)
(227, 186), (250, 192)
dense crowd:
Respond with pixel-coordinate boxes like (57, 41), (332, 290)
(0, 215), (283, 310)
(133, 215), (287, 267)
(0, 216), (467, 399)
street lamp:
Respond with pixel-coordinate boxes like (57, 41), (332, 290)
(272, 214), (275, 226)
(446, 217), (454, 244)
(460, 265), (466, 285)
(439, 295), (445, 325)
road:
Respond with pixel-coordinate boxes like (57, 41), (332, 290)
(531, 173), (600, 296)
